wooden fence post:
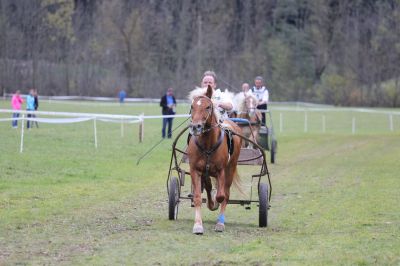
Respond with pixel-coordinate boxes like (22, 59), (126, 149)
(389, 114), (393, 131)
(20, 114), (25, 153)
(94, 118), (98, 148)
(139, 114), (144, 142)
(121, 118), (124, 137)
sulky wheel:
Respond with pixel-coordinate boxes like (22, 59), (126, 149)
(168, 176), (180, 220)
(259, 182), (269, 227)
(270, 139), (277, 164)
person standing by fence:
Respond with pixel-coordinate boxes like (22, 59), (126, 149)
(11, 90), (24, 128)
(26, 89), (35, 129)
(118, 89), (126, 104)
(160, 87), (176, 138)
(252, 76), (269, 127)
(33, 89), (39, 128)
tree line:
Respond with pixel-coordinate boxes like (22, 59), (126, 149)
(0, 0), (399, 106)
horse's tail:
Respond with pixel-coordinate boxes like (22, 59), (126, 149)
(232, 167), (246, 196)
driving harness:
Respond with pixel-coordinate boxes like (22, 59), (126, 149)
(187, 126), (235, 181)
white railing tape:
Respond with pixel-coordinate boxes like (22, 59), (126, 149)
(27, 117), (93, 124)
(97, 118), (142, 124)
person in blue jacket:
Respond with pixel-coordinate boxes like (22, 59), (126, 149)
(160, 87), (176, 138)
(26, 89), (35, 129)
(118, 89), (126, 104)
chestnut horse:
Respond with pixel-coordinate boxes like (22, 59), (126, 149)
(233, 92), (262, 148)
(187, 85), (242, 234)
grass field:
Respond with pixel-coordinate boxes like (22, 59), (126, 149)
(0, 100), (399, 265)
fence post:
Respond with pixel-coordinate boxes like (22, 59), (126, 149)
(352, 117), (356, 134)
(93, 118), (98, 148)
(304, 112), (308, 133)
(389, 114), (393, 131)
(20, 114), (25, 153)
(139, 113), (144, 143)
(279, 112), (283, 133)
(322, 115), (326, 133)
(121, 118), (124, 137)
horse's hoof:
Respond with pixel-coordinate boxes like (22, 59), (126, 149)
(193, 223), (204, 235)
(215, 222), (225, 232)
(208, 189), (219, 211)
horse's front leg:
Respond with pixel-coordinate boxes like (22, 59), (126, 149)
(191, 169), (204, 234)
(215, 199), (228, 232)
(249, 130), (257, 149)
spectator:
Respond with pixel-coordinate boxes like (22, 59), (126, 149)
(11, 90), (23, 128)
(33, 89), (39, 128)
(251, 76), (269, 126)
(26, 89), (35, 129)
(119, 89), (126, 104)
(160, 88), (176, 138)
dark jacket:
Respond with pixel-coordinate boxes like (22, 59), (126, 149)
(160, 94), (176, 115)
(34, 96), (39, 110)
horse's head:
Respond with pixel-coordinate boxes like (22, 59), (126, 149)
(244, 93), (258, 118)
(189, 85), (215, 136)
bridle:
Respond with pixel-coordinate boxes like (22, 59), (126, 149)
(236, 94), (258, 120)
(189, 95), (219, 136)
(245, 96), (258, 117)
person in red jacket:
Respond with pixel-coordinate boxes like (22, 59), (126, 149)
(11, 90), (24, 128)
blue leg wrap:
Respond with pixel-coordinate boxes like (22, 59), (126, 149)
(217, 214), (225, 224)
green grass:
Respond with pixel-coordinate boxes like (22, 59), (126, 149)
(0, 100), (399, 265)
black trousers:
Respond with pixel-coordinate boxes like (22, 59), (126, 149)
(27, 113), (33, 128)
(257, 104), (267, 126)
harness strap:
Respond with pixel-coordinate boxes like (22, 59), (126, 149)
(194, 129), (225, 179)
(194, 129), (225, 156)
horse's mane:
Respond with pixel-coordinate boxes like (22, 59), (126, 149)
(223, 89), (235, 102)
(233, 91), (258, 113)
(188, 87), (234, 122)
(188, 87), (207, 101)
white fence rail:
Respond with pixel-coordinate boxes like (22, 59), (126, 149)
(0, 108), (190, 153)
(274, 108), (400, 134)
(2, 103), (399, 153)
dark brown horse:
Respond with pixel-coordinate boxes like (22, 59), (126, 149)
(187, 85), (242, 234)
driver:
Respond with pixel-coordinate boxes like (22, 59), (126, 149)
(201, 70), (233, 121)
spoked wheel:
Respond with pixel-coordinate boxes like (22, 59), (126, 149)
(270, 139), (277, 164)
(259, 182), (269, 227)
(168, 176), (180, 220)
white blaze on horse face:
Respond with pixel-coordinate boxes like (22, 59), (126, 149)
(196, 99), (202, 106)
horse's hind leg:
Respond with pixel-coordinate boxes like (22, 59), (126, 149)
(216, 170), (226, 203)
(205, 176), (219, 211)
